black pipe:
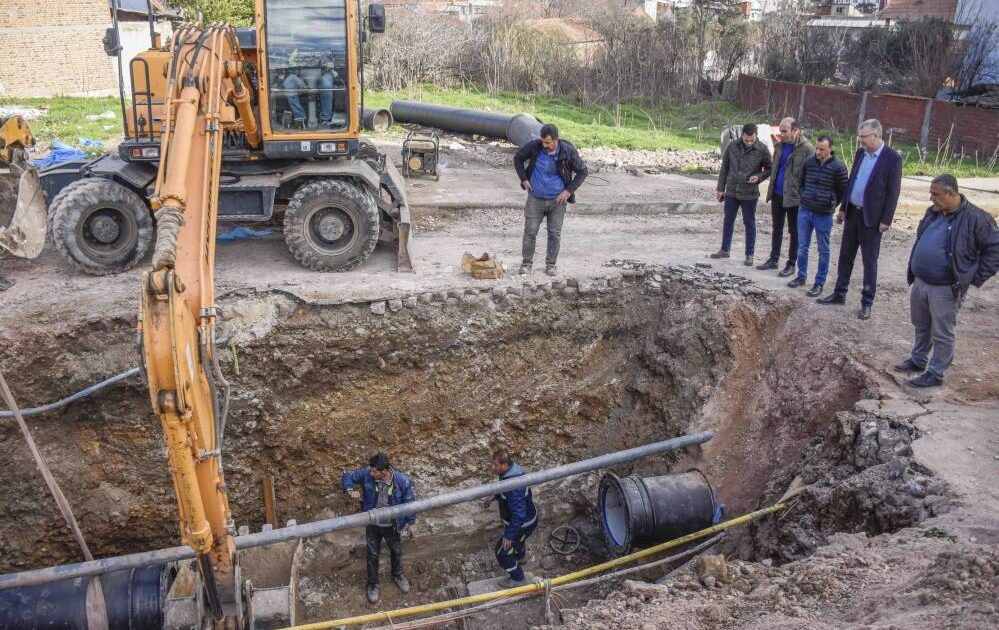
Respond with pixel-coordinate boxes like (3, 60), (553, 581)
(0, 565), (169, 629)
(361, 107), (393, 132)
(599, 470), (718, 556)
(389, 101), (541, 147)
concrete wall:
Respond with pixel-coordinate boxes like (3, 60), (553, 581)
(737, 74), (999, 156)
(116, 20), (173, 93)
(0, 0), (118, 97)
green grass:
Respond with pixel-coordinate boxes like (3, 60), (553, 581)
(366, 85), (745, 152)
(0, 96), (124, 151)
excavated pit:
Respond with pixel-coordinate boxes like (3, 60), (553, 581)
(0, 265), (950, 626)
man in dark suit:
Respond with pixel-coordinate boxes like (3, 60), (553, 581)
(817, 119), (902, 319)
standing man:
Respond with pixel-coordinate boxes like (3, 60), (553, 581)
(817, 119), (902, 319)
(896, 175), (999, 388)
(513, 124), (588, 277)
(483, 449), (538, 588)
(788, 136), (848, 297)
(760, 118), (814, 275)
(342, 453), (417, 604)
(712, 123), (773, 266)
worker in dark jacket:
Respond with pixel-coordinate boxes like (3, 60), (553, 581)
(761, 117), (815, 276)
(342, 453), (417, 604)
(483, 448), (538, 587)
(713, 123), (773, 266)
(818, 119), (902, 319)
(788, 136), (848, 298)
(513, 123), (588, 277)
(895, 175), (999, 388)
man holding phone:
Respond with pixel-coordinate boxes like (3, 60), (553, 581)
(712, 123), (773, 266)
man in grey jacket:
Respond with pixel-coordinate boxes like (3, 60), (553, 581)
(760, 118), (814, 276)
(712, 123), (773, 266)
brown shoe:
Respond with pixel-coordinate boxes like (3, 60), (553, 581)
(709, 250), (730, 259)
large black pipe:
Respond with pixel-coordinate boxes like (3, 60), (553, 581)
(599, 470), (718, 556)
(0, 564), (169, 629)
(390, 101), (542, 147)
(361, 107), (393, 132)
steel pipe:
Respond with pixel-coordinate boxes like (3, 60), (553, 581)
(0, 431), (713, 590)
(389, 101), (542, 146)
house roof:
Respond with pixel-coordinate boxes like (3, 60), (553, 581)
(881, 0), (959, 21)
(523, 18), (604, 44)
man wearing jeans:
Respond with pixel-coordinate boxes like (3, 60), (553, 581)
(895, 175), (999, 388)
(513, 123), (588, 276)
(712, 123), (773, 265)
(788, 136), (848, 297)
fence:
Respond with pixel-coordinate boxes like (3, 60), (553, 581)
(736, 74), (999, 158)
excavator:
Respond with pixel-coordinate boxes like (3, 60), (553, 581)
(36, 0), (410, 276)
(0, 115), (46, 291)
(138, 2), (391, 627)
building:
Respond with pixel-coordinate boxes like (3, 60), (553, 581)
(379, 0), (500, 23)
(117, 0), (176, 95)
(524, 18), (606, 64)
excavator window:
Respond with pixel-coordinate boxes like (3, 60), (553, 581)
(265, 0), (349, 132)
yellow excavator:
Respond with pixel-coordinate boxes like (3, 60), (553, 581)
(134, 2), (391, 626)
(0, 115), (47, 291)
(36, 0), (410, 276)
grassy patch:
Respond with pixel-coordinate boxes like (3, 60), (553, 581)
(0, 96), (124, 150)
(366, 85), (744, 152)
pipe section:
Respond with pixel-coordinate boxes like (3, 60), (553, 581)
(390, 101), (542, 146)
(0, 431), (713, 590)
(361, 107), (393, 132)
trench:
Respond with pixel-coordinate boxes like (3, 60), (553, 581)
(0, 265), (950, 627)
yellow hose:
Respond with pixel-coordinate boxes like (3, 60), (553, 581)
(281, 502), (785, 630)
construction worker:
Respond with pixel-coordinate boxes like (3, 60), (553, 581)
(483, 448), (538, 587)
(342, 453), (416, 604)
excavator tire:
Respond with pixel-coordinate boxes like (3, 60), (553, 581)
(284, 178), (380, 272)
(48, 178), (153, 275)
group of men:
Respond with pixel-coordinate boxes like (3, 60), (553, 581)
(712, 117), (999, 388)
(341, 449), (538, 604)
(513, 118), (998, 390)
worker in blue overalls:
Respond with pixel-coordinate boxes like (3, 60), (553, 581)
(483, 448), (538, 587)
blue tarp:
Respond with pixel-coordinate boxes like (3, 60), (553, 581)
(216, 226), (273, 242)
(29, 140), (87, 169)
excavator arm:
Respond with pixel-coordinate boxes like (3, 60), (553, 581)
(138, 23), (259, 620)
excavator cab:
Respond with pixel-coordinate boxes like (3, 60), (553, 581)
(38, 0), (412, 277)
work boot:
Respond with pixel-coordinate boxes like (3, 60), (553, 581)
(367, 584), (380, 604)
(744, 255), (754, 266)
(756, 259), (778, 270)
(393, 574), (411, 594)
(858, 305), (872, 320)
(709, 250), (730, 259)
(909, 372), (943, 388)
(806, 283), (824, 298)
(894, 358), (926, 373)
(777, 262), (796, 277)
(498, 574), (531, 589)
(545, 264), (557, 277)
(519, 262), (532, 275)
(787, 277), (806, 288)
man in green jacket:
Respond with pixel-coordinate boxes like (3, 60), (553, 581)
(760, 118), (814, 276)
(712, 124), (773, 266)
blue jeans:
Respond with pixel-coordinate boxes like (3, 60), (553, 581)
(284, 73), (334, 123)
(721, 197), (757, 255)
(796, 208), (833, 285)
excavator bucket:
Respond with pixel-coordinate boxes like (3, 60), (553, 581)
(0, 160), (47, 260)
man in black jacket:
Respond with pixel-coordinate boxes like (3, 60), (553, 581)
(818, 119), (902, 319)
(895, 175), (999, 388)
(513, 124), (588, 276)
(712, 123), (773, 266)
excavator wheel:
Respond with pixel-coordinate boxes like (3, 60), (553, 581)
(283, 178), (380, 272)
(48, 178), (153, 275)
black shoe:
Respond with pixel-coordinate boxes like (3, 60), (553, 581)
(744, 255), (754, 266)
(519, 263), (532, 275)
(817, 294), (845, 305)
(367, 584), (380, 604)
(393, 574), (411, 594)
(894, 358), (927, 373)
(787, 277), (806, 288)
(756, 259), (778, 270)
(858, 305), (872, 320)
(777, 263), (796, 277)
(806, 283), (824, 298)
(909, 372), (943, 388)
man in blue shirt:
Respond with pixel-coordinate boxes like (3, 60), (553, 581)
(817, 119), (902, 319)
(342, 453), (417, 604)
(896, 175), (999, 387)
(513, 124), (588, 276)
(483, 448), (538, 588)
